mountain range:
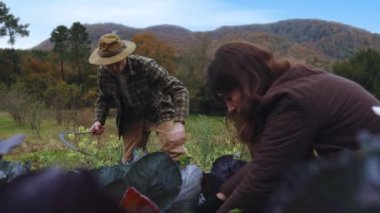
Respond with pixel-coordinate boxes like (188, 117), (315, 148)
(34, 19), (380, 65)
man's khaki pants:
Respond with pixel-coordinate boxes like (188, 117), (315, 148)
(122, 119), (187, 163)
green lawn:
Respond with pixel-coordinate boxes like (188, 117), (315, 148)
(1, 111), (249, 171)
(0, 112), (29, 138)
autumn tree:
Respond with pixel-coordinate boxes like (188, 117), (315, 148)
(1, 56), (50, 134)
(50, 25), (69, 81)
(177, 32), (214, 113)
(16, 56), (56, 100)
(179, 32), (212, 83)
(132, 32), (177, 74)
(0, 49), (14, 85)
(45, 82), (83, 125)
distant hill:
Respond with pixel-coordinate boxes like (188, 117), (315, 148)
(34, 22), (195, 52)
(34, 19), (380, 62)
(210, 19), (380, 59)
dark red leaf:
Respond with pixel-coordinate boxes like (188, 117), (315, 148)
(120, 187), (159, 213)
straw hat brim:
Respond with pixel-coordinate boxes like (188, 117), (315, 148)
(88, 40), (136, 65)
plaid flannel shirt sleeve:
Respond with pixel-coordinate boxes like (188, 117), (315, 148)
(146, 60), (189, 123)
(94, 67), (112, 125)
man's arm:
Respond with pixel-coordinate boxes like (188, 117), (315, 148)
(146, 60), (189, 123)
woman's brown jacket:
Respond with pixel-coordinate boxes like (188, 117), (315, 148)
(218, 65), (380, 212)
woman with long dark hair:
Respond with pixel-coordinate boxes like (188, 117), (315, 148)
(204, 41), (380, 212)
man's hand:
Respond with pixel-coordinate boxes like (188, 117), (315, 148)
(90, 121), (104, 135)
(168, 122), (185, 141)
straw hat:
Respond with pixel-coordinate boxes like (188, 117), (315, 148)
(88, 33), (136, 65)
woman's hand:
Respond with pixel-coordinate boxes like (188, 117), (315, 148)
(216, 192), (226, 201)
(196, 193), (225, 213)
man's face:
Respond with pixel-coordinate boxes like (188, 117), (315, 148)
(106, 59), (126, 76)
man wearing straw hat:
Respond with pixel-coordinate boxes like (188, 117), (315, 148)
(88, 33), (189, 163)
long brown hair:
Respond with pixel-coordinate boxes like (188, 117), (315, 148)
(207, 41), (290, 144)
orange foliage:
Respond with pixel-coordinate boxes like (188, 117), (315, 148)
(132, 33), (177, 74)
(21, 57), (54, 79)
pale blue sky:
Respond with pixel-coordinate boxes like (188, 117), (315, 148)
(1, 0), (379, 49)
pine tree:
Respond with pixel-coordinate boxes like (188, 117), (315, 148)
(68, 22), (90, 89)
(0, 1), (29, 48)
(51, 25), (69, 81)
(0, 1), (29, 76)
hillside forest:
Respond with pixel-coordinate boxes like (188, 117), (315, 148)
(1, 1), (380, 136)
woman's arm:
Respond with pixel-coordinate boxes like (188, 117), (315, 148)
(218, 97), (319, 212)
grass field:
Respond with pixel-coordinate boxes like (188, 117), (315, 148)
(1, 111), (249, 171)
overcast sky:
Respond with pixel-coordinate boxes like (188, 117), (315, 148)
(1, 0), (379, 49)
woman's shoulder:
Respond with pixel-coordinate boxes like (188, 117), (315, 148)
(267, 65), (334, 97)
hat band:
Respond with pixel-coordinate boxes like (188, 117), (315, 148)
(98, 44), (126, 58)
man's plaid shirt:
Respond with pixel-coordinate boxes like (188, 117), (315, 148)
(94, 55), (189, 133)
